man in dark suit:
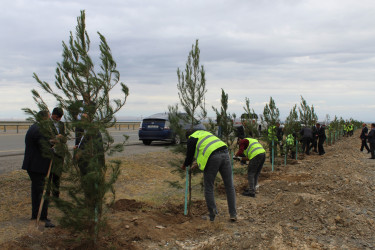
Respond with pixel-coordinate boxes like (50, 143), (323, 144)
(50, 107), (67, 198)
(360, 123), (370, 153)
(316, 123), (326, 155)
(22, 111), (55, 228)
(367, 123), (375, 159)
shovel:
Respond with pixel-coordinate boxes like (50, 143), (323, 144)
(35, 159), (53, 230)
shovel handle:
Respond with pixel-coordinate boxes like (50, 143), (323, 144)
(36, 159), (53, 228)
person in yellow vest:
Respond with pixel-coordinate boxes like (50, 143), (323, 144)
(285, 133), (296, 159)
(349, 124), (354, 136)
(234, 134), (266, 198)
(182, 129), (237, 222)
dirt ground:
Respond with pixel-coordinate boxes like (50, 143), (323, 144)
(0, 129), (374, 249)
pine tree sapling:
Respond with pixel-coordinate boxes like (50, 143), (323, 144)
(168, 39), (207, 215)
(212, 89), (237, 153)
(262, 97), (280, 160)
(242, 97), (259, 138)
(27, 10), (129, 246)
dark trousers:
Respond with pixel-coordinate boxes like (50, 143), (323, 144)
(310, 138), (317, 152)
(27, 171), (49, 220)
(370, 143), (375, 159)
(49, 173), (60, 198)
(360, 139), (370, 152)
(301, 137), (312, 155)
(285, 145), (296, 159)
(247, 153), (266, 195)
(203, 149), (236, 217)
(318, 138), (325, 155)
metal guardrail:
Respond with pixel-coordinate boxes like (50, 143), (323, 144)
(0, 121), (141, 133)
(0, 121), (33, 133)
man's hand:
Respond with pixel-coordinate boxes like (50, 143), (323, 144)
(181, 164), (186, 170)
(191, 162), (198, 170)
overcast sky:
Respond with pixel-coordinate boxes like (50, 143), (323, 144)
(1, 0), (374, 121)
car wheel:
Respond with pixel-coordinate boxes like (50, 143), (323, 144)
(172, 135), (181, 145)
(143, 140), (152, 145)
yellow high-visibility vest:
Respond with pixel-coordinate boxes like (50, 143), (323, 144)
(244, 138), (266, 160)
(190, 130), (227, 170)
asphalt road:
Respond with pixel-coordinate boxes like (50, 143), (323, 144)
(0, 128), (172, 175)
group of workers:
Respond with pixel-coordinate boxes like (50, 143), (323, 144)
(22, 102), (103, 228)
(22, 109), (375, 226)
(344, 123), (355, 137)
(267, 122), (327, 160)
(182, 129), (266, 222)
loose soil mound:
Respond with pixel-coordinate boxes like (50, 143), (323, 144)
(1, 130), (374, 249)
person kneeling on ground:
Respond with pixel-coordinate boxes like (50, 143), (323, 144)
(182, 129), (237, 222)
(234, 133), (266, 198)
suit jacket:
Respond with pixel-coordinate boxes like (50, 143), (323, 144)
(317, 126), (326, 140)
(22, 123), (51, 174)
(300, 127), (313, 138)
(367, 128), (375, 144)
(360, 127), (368, 139)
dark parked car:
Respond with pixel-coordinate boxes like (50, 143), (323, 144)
(138, 112), (205, 145)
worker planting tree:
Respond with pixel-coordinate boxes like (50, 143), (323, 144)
(23, 10), (129, 247)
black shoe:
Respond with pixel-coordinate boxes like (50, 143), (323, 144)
(209, 214), (215, 221)
(242, 191), (255, 197)
(202, 213), (217, 221)
(369, 157), (375, 159)
(230, 215), (237, 222)
(44, 220), (55, 228)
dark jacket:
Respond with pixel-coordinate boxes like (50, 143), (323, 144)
(300, 127), (313, 138)
(317, 126), (326, 140)
(360, 127), (368, 139)
(276, 127), (283, 141)
(367, 128), (375, 144)
(22, 123), (51, 174)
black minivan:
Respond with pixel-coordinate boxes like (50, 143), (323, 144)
(138, 112), (205, 145)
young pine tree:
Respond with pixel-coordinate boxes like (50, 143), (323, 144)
(262, 97), (280, 157)
(284, 104), (300, 136)
(212, 89), (237, 153)
(167, 39), (207, 215)
(24, 10), (129, 246)
(298, 96), (318, 126)
(242, 97), (259, 138)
